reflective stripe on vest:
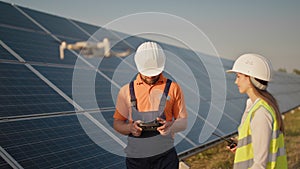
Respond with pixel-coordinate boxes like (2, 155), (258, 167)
(233, 99), (287, 169)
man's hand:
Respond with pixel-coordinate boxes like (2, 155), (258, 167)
(156, 117), (174, 136)
(130, 120), (143, 137)
(113, 119), (142, 136)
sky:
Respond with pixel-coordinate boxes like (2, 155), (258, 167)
(2, 0), (300, 72)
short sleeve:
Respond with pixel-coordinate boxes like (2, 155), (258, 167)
(113, 84), (130, 121)
(171, 82), (187, 119)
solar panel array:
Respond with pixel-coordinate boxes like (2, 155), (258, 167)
(1, 1), (300, 168)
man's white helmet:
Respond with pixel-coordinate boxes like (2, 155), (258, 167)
(227, 53), (273, 81)
(134, 42), (166, 77)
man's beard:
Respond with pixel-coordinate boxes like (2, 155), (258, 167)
(141, 74), (160, 85)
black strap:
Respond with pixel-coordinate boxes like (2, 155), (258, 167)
(129, 81), (137, 109)
(159, 79), (172, 119)
(129, 79), (172, 114)
(163, 79), (172, 98)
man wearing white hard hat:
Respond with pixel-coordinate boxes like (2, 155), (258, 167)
(113, 42), (187, 169)
(227, 53), (287, 169)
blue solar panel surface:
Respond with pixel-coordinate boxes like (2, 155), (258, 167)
(0, 114), (125, 169)
(20, 6), (90, 40)
(0, 154), (11, 169)
(0, 1), (299, 168)
(0, 2), (42, 31)
(0, 62), (74, 118)
(0, 45), (17, 61)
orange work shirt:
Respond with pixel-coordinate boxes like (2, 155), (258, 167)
(113, 74), (187, 122)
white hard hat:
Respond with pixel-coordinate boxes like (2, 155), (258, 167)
(134, 42), (166, 76)
(227, 53), (273, 81)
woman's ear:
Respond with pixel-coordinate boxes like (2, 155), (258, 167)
(245, 76), (253, 88)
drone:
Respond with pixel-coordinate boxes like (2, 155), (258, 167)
(59, 38), (131, 59)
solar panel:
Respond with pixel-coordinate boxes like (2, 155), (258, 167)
(19, 6), (89, 41)
(269, 72), (300, 112)
(0, 152), (11, 169)
(1, 1), (300, 168)
(71, 20), (100, 36)
(0, 62), (74, 118)
(0, 26), (79, 65)
(0, 45), (17, 61)
(0, 2), (42, 32)
(0, 114), (125, 169)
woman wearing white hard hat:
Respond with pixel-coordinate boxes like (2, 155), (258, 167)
(113, 41), (187, 169)
(227, 53), (287, 169)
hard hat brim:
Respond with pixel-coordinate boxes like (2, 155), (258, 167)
(139, 67), (164, 77)
(226, 69), (236, 73)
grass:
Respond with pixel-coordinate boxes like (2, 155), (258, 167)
(284, 108), (300, 168)
(184, 106), (300, 169)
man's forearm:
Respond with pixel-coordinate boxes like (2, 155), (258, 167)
(170, 118), (187, 133)
(113, 119), (131, 135)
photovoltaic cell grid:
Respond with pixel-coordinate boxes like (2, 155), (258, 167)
(0, 1), (300, 168)
(0, 114), (125, 169)
(0, 63), (74, 118)
(0, 45), (17, 61)
(0, 2), (42, 32)
(0, 157), (10, 169)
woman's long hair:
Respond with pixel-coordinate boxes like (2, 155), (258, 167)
(252, 78), (285, 133)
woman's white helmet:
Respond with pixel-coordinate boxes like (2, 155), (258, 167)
(227, 53), (273, 81)
(134, 42), (166, 77)
(227, 53), (273, 90)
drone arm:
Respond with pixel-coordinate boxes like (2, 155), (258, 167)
(59, 42), (67, 60)
(96, 38), (110, 57)
(110, 48), (131, 57)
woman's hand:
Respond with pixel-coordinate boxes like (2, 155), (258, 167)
(226, 137), (238, 153)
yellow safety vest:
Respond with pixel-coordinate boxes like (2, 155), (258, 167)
(234, 99), (287, 169)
